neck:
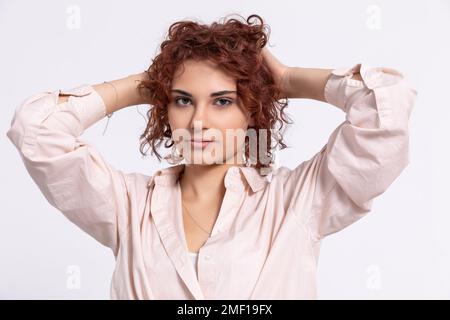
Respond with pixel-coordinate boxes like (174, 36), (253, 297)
(179, 162), (244, 202)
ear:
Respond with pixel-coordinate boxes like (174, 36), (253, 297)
(247, 112), (256, 127)
(248, 117), (255, 127)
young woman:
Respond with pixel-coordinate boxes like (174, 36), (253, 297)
(6, 14), (417, 299)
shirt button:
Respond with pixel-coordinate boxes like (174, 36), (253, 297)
(204, 255), (211, 261)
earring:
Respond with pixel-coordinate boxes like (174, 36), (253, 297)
(164, 138), (184, 165)
(242, 145), (252, 167)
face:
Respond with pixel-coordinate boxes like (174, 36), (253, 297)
(167, 59), (255, 165)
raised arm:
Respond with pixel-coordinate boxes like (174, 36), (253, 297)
(6, 72), (149, 255)
(261, 46), (362, 101)
(261, 47), (417, 240)
(57, 72), (148, 113)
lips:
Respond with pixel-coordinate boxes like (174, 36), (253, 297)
(189, 139), (214, 149)
(190, 139), (213, 142)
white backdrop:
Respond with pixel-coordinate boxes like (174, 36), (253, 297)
(1, 0), (448, 299)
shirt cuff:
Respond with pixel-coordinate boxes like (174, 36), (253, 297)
(323, 63), (407, 112)
(58, 84), (107, 131)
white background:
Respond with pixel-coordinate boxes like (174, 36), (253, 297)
(1, 0), (448, 299)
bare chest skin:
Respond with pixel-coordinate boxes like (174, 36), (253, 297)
(182, 200), (222, 253)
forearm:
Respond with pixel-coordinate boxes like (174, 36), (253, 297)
(285, 67), (333, 102)
(57, 72), (148, 115)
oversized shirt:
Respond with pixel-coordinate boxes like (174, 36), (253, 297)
(6, 63), (417, 299)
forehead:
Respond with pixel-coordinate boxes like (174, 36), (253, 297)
(171, 59), (236, 91)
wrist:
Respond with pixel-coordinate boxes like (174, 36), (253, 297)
(128, 72), (149, 105)
(286, 67), (333, 102)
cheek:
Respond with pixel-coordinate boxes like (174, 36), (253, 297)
(211, 107), (249, 129)
(212, 128), (248, 157)
(168, 106), (188, 130)
(212, 110), (249, 150)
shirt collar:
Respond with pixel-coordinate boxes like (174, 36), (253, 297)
(147, 163), (270, 193)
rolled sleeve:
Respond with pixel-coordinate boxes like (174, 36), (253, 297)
(284, 63), (418, 241)
(6, 84), (128, 255)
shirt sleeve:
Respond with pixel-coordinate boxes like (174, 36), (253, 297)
(6, 84), (129, 255)
(283, 63), (418, 241)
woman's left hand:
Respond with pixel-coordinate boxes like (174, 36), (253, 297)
(261, 47), (292, 99)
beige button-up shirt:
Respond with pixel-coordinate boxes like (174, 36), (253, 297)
(6, 63), (417, 299)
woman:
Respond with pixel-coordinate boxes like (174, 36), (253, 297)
(6, 14), (417, 299)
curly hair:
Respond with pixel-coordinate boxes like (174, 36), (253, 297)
(137, 13), (292, 171)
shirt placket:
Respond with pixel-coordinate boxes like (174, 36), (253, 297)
(196, 166), (246, 298)
(149, 176), (205, 300)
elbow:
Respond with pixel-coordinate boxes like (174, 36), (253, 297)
(6, 90), (57, 154)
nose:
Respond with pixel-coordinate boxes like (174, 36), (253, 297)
(189, 103), (210, 132)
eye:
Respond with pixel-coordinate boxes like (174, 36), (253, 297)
(174, 97), (233, 107)
(215, 98), (233, 107)
(174, 97), (192, 106)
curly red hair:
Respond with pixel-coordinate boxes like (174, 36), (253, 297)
(137, 13), (292, 171)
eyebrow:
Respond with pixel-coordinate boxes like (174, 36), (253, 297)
(171, 89), (237, 98)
